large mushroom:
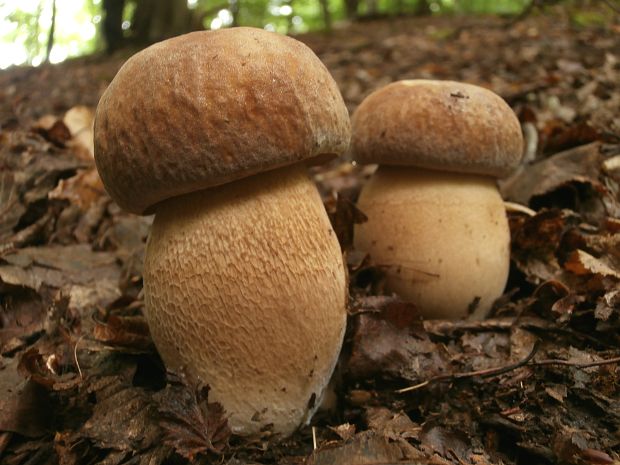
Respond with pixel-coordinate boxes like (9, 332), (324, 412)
(94, 28), (350, 436)
(353, 80), (523, 320)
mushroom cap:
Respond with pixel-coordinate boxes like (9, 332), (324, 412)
(351, 80), (523, 178)
(94, 27), (350, 214)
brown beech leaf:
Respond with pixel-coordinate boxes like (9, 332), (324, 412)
(325, 192), (368, 249)
(49, 168), (105, 211)
(93, 314), (154, 351)
(595, 289), (620, 321)
(34, 118), (72, 146)
(0, 287), (46, 355)
(365, 407), (420, 441)
(306, 431), (418, 465)
(563, 250), (620, 279)
(500, 143), (611, 206)
(154, 372), (231, 459)
(420, 425), (473, 463)
(17, 347), (80, 391)
(328, 423), (357, 441)
(0, 356), (52, 437)
(79, 376), (161, 452)
(347, 306), (448, 382)
(542, 122), (602, 154)
(510, 209), (578, 283)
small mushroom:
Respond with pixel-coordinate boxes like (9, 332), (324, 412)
(352, 80), (523, 319)
(94, 28), (350, 436)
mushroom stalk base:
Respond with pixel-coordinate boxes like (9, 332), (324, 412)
(144, 165), (347, 436)
(354, 166), (510, 320)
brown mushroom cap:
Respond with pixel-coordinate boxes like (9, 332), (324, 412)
(94, 27), (350, 215)
(352, 80), (523, 177)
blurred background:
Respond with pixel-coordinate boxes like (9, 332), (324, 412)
(0, 0), (615, 70)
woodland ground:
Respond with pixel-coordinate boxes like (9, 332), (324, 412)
(1, 10), (620, 465)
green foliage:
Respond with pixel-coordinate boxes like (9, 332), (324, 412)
(0, 0), (614, 68)
(0, 0), (102, 68)
(4, 3), (44, 65)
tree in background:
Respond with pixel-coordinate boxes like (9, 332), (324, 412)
(103, 0), (124, 52)
(2, 0), (617, 66)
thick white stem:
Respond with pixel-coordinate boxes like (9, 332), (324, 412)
(144, 165), (347, 436)
(355, 166), (510, 320)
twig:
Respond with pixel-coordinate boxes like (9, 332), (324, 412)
(397, 343), (620, 394)
(531, 356), (620, 369)
(74, 335), (84, 380)
(396, 341), (540, 393)
(312, 426), (318, 450)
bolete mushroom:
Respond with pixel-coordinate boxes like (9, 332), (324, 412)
(94, 28), (350, 436)
(352, 80), (523, 320)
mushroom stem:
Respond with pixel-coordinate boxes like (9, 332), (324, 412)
(143, 164), (347, 436)
(354, 166), (510, 320)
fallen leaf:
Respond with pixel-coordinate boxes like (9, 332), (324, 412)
(563, 250), (620, 278)
(80, 377), (161, 451)
(93, 314), (154, 351)
(328, 423), (356, 441)
(306, 431), (418, 465)
(346, 306), (446, 382)
(49, 168), (105, 210)
(0, 356), (52, 437)
(154, 372), (231, 459)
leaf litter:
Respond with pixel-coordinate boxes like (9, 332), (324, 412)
(1, 9), (620, 465)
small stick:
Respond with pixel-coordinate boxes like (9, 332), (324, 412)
(74, 335), (84, 380)
(397, 342), (620, 394)
(531, 356), (620, 369)
(312, 426), (318, 450)
(397, 341), (540, 393)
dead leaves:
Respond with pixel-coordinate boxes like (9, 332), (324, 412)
(155, 373), (231, 459)
(0, 356), (52, 438)
(1, 10), (620, 465)
(347, 296), (447, 382)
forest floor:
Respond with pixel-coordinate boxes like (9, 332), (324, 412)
(1, 10), (620, 465)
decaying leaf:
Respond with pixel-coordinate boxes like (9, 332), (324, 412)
(93, 314), (153, 351)
(0, 356), (52, 437)
(80, 377), (161, 451)
(154, 372), (231, 459)
(347, 297), (448, 382)
(49, 168), (105, 211)
(306, 431), (417, 465)
(564, 250), (620, 279)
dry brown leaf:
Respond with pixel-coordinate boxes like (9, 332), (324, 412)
(93, 314), (153, 351)
(306, 431), (419, 465)
(49, 168), (105, 210)
(328, 423), (357, 441)
(154, 372), (231, 459)
(0, 356), (52, 437)
(564, 250), (620, 278)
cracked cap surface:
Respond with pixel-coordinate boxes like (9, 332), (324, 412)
(352, 80), (523, 177)
(94, 27), (350, 214)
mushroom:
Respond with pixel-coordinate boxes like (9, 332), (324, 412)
(94, 28), (350, 436)
(352, 80), (523, 320)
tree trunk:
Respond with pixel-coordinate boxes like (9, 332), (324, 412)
(230, 0), (240, 27)
(102, 0), (125, 52)
(45, 0), (56, 62)
(318, 0), (332, 30)
(345, 0), (359, 19)
(414, 0), (432, 16)
(366, 0), (378, 16)
(131, 0), (194, 44)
